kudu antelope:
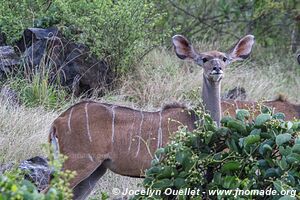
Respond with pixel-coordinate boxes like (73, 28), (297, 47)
(49, 35), (255, 199)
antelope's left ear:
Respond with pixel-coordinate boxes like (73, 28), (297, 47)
(228, 35), (255, 62)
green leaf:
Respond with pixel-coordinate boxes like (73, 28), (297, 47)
(273, 180), (283, 192)
(155, 148), (165, 157)
(152, 179), (173, 190)
(265, 168), (279, 178)
(286, 153), (300, 164)
(276, 133), (292, 146)
(178, 171), (188, 178)
(157, 166), (177, 179)
(227, 120), (247, 135)
(295, 137), (300, 144)
(213, 172), (222, 185)
(145, 166), (161, 176)
(260, 143), (273, 155)
(222, 161), (240, 172)
(279, 146), (292, 156)
(255, 113), (271, 127)
(221, 115), (234, 125)
(292, 144), (300, 154)
(174, 178), (186, 188)
(277, 157), (288, 170)
(286, 121), (293, 130)
(292, 122), (299, 131)
(244, 135), (261, 146)
(236, 109), (250, 121)
(260, 131), (273, 139)
(222, 176), (240, 189)
(258, 159), (269, 168)
(273, 112), (285, 120)
(216, 127), (230, 137)
(250, 128), (261, 135)
(229, 138), (239, 152)
(175, 151), (191, 165)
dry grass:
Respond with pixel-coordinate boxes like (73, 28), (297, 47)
(107, 47), (300, 108)
(0, 43), (299, 199)
(0, 103), (57, 163)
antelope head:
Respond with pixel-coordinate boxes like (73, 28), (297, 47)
(172, 34), (255, 82)
(172, 34), (255, 126)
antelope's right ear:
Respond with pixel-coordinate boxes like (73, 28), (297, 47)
(172, 35), (199, 61)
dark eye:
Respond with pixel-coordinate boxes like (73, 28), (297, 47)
(202, 58), (208, 63)
(223, 57), (227, 62)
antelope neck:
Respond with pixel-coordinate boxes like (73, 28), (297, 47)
(202, 74), (221, 127)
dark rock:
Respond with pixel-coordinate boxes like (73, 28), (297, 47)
(222, 86), (247, 101)
(0, 86), (20, 106)
(0, 46), (20, 81)
(19, 156), (51, 192)
(16, 27), (60, 53)
(18, 27), (113, 96)
(0, 32), (6, 46)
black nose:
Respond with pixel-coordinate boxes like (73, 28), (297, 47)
(213, 67), (221, 72)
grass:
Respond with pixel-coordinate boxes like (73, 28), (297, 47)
(0, 103), (57, 163)
(0, 41), (299, 198)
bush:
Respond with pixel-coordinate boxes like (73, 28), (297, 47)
(136, 106), (300, 199)
(0, 153), (75, 200)
(53, 0), (166, 73)
(0, 0), (59, 44)
(0, 0), (166, 74)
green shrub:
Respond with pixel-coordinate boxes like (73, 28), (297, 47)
(5, 71), (68, 110)
(136, 107), (300, 199)
(0, 154), (75, 200)
(0, 0), (166, 74)
(0, 0), (60, 44)
(53, 0), (166, 73)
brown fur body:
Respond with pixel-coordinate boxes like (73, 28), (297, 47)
(50, 101), (197, 194)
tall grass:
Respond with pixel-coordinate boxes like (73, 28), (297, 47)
(0, 103), (57, 163)
(103, 46), (300, 110)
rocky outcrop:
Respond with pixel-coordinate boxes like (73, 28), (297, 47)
(0, 156), (51, 192)
(0, 27), (114, 96)
(19, 156), (51, 192)
(0, 46), (20, 81)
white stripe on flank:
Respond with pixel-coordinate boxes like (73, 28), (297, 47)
(88, 154), (95, 162)
(67, 107), (74, 133)
(135, 111), (144, 157)
(85, 103), (92, 142)
(111, 105), (116, 143)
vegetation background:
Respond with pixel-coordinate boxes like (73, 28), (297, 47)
(0, 0), (299, 199)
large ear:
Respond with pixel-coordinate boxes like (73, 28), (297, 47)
(228, 35), (255, 61)
(297, 54), (300, 65)
(172, 35), (199, 61)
